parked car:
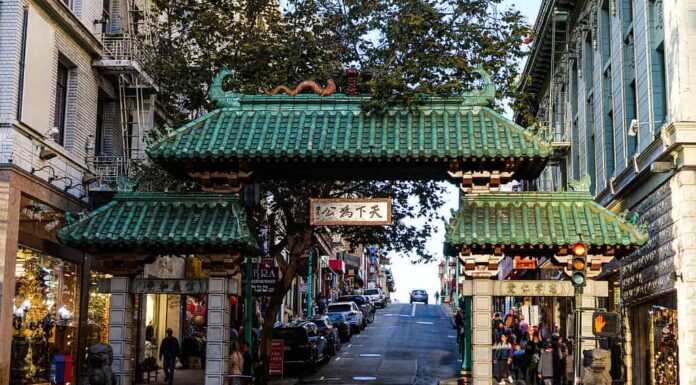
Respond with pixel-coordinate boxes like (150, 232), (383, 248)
(327, 312), (351, 342)
(410, 289), (429, 304)
(327, 302), (364, 333)
(337, 295), (371, 327)
(364, 288), (388, 308)
(310, 316), (342, 355)
(273, 321), (328, 371)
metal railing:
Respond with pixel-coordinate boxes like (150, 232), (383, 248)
(86, 156), (143, 186)
(100, 34), (153, 67)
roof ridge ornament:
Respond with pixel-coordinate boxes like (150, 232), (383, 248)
(264, 79), (337, 97)
(209, 66), (241, 108)
(568, 175), (591, 192)
(461, 64), (495, 106)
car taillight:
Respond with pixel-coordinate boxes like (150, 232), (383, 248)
(349, 311), (357, 315)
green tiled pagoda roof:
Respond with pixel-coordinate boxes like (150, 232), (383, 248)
(57, 192), (260, 254)
(146, 95), (552, 163)
(445, 191), (648, 252)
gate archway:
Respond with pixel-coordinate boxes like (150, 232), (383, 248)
(58, 68), (646, 385)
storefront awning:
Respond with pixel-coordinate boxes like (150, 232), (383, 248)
(328, 259), (345, 274)
(445, 191), (648, 256)
(57, 192), (260, 255)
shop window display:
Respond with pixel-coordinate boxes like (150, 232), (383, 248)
(85, 273), (111, 347)
(12, 247), (80, 385)
(181, 296), (207, 369)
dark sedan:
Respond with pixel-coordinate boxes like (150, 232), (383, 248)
(326, 313), (351, 342)
(273, 322), (328, 371)
(310, 316), (342, 355)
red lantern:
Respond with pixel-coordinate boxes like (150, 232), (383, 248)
(230, 295), (238, 306)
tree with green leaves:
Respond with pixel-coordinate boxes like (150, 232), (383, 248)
(144, 0), (530, 382)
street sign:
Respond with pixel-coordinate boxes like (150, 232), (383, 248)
(252, 264), (279, 295)
(269, 340), (284, 376)
(592, 311), (621, 337)
(310, 198), (392, 226)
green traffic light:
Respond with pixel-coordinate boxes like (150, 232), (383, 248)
(571, 272), (585, 286)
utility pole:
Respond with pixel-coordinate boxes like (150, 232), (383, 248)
(444, 255), (449, 300)
(307, 249), (314, 318)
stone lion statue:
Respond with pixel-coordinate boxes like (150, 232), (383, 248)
(582, 349), (612, 385)
(86, 343), (115, 385)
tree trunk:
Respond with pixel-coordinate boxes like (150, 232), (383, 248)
(255, 230), (311, 384)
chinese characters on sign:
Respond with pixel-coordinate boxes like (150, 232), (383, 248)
(494, 280), (572, 297)
(310, 198), (392, 226)
(131, 279), (208, 294)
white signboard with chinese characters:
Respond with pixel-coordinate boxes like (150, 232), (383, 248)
(310, 198), (392, 226)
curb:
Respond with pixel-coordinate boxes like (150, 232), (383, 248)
(441, 303), (456, 327)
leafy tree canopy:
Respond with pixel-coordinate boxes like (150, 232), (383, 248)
(144, 0), (530, 381)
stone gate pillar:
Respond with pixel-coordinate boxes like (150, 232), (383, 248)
(108, 277), (134, 385)
(206, 277), (232, 385)
(471, 278), (493, 385)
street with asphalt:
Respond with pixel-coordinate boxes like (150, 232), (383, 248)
(294, 302), (460, 385)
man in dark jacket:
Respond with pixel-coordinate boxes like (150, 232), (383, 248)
(159, 328), (180, 385)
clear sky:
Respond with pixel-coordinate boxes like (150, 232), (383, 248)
(388, 0), (542, 303)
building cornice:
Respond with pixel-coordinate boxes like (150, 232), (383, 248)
(33, 0), (103, 58)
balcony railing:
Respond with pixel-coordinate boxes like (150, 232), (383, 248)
(86, 156), (143, 187)
(100, 34), (153, 67)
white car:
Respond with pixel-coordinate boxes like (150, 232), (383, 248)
(327, 302), (364, 333)
(364, 288), (387, 308)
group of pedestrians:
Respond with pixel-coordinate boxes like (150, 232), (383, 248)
(490, 308), (574, 385)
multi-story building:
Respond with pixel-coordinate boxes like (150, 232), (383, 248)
(0, 0), (157, 382)
(520, 1), (694, 383)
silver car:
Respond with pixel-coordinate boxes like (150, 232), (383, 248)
(364, 288), (387, 308)
(327, 302), (364, 333)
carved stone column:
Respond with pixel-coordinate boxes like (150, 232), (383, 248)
(471, 278), (493, 385)
(205, 277), (231, 385)
(108, 277), (134, 385)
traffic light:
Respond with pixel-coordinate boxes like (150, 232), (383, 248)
(570, 242), (587, 287)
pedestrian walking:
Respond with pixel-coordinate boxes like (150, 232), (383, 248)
(159, 328), (180, 385)
(512, 343), (526, 382)
(229, 342), (244, 375)
(494, 333), (513, 384)
(241, 341), (253, 376)
(434, 291), (440, 303)
(538, 341), (555, 385)
(317, 296), (327, 314)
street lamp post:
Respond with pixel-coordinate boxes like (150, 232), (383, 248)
(307, 249), (314, 318)
(454, 257), (459, 310)
(444, 255), (449, 300)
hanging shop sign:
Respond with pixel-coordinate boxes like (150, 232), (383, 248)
(310, 198), (392, 226)
(131, 278), (208, 294)
(513, 257), (537, 270)
(252, 264), (280, 295)
(269, 340), (284, 376)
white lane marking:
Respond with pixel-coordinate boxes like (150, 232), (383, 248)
(347, 344), (352, 348)
(447, 335), (457, 338)
(335, 357), (341, 361)
(359, 353), (381, 357)
(351, 344), (364, 347)
(353, 377), (377, 381)
(320, 376), (325, 380)
(411, 303), (416, 317)
(417, 321), (434, 325)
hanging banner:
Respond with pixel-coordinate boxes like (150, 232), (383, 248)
(310, 198), (392, 226)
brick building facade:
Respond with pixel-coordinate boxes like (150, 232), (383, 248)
(520, 1), (696, 383)
(0, 0), (156, 383)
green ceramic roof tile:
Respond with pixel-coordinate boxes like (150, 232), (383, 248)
(146, 95), (552, 162)
(445, 192), (648, 248)
(57, 192), (260, 254)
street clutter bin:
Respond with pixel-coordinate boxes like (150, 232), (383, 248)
(50, 355), (73, 384)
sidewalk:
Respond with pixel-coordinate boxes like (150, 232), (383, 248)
(441, 302), (456, 327)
